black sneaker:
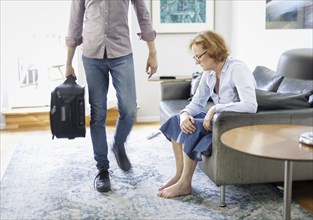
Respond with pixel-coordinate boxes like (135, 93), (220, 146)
(112, 144), (131, 172)
(94, 169), (111, 192)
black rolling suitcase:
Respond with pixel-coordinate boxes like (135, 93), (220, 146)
(50, 75), (86, 139)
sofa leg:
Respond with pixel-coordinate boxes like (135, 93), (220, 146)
(219, 185), (226, 207)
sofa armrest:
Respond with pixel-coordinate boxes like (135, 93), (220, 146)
(213, 108), (313, 136)
(160, 80), (191, 101)
(212, 108), (313, 161)
(200, 108), (313, 186)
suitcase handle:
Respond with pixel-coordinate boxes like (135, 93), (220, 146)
(64, 75), (77, 85)
(76, 97), (85, 127)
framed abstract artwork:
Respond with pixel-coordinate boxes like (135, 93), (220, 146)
(266, 0), (313, 29)
(151, 0), (215, 33)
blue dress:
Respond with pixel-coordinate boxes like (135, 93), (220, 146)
(159, 112), (212, 161)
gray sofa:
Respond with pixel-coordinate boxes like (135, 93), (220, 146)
(159, 48), (313, 206)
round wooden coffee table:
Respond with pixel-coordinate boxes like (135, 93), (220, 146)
(221, 124), (313, 220)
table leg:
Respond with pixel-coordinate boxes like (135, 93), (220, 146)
(283, 160), (293, 220)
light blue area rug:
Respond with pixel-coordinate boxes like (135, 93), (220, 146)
(1, 129), (312, 220)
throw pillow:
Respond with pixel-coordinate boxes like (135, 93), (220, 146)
(189, 71), (203, 101)
(256, 89), (311, 111)
(276, 77), (313, 95)
(308, 94), (313, 107)
(252, 66), (284, 92)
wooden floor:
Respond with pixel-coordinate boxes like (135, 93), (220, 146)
(289, 180), (313, 214)
(1, 121), (312, 215)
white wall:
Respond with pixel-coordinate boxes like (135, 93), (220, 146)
(230, 1), (313, 71)
(0, 1), (71, 108)
(132, 0), (312, 123)
(131, 1), (203, 122)
(0, 1), (74, 129)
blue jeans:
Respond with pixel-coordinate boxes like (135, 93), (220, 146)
(82, 53), (137, 170)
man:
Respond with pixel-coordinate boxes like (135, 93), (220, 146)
(65, 0), (158, 193)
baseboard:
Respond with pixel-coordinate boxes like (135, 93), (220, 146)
(136, 116), (160, 123)
(0, 114), (6, 130)
(0, 123), (6, 130)
(1, 108), (160, 130)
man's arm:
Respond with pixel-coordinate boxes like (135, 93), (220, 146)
(65, 0), (85, 78)
(132, 0), (158, 78)
(66, 46), (77, 78)
(146, 41), (158, 78)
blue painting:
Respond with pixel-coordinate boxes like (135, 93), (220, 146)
(160, 0), (206, 24)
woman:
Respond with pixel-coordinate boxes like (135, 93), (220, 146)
(158, 30), (257, 198)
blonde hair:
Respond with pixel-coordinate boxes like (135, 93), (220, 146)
(189, 30), (229, 63)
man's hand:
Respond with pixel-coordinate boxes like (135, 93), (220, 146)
(66, 46), (77, 79)
(146, 41), (158, 78)
(146, 51), (158, 78)
(180, 112), (196, 134)
(66, 64), (77, 79)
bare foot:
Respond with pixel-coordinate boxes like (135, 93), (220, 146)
(157, 182), (192, 198)
(159, 176), (181, 191)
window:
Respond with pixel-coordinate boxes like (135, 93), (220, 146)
(1, 1), (75, 108)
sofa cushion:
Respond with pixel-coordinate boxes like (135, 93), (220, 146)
(253, 66), (284, 92)
(256, 89), (311, 111)
(309, 94), (313, 107)
(190, 72), (203, 98)
(276, 77), (313, 94)
(188, 71), (214, 102)
(160, 100), (190, 118)
(161, 81), (191, 101)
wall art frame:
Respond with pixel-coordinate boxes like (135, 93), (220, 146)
(151, 0), (215, 34)
(266, 0), (313, 29)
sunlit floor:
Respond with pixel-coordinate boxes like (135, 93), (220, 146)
(0, 123), (160, 181)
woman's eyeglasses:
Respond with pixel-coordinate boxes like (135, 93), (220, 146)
(193, 50), (207, 62)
